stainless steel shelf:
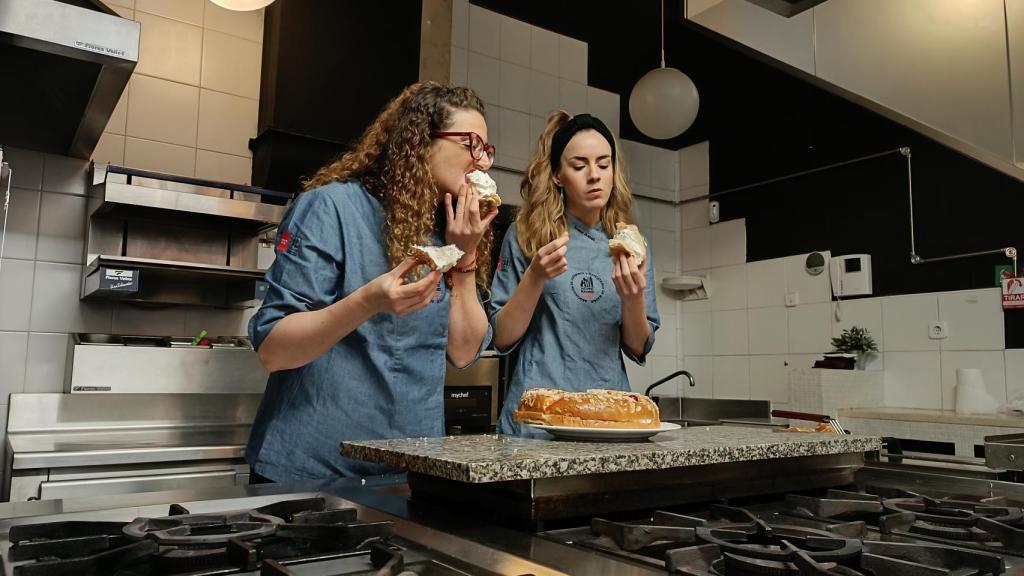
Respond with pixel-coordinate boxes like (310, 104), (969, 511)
(82, 255), (267, 308)
(90, 164), (288, 232)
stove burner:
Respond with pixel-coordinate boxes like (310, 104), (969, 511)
(882, 496), (1023, 527)
(860, 541), (1005, 576)
(878, 495), (1024, 546)
(694, 522), (863, 564)
(714, 541), (866, 576)
(9, 540), (159, 576)
(6, 497), (398, 576)
(122, 510), (282, 545)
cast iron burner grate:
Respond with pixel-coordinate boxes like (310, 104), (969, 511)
(4, 497), (395, 576)
(577, 505), (1007, 576)
(259, 541), (477, 576)
(784, 488), (1024, 554)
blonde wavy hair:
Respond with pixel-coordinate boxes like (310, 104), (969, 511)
(303, 82), (494, 291)
(515, 110), (636, 259)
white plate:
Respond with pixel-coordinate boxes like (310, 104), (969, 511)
(526, 421), (681, 441)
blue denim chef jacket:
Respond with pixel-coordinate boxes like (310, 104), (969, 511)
(489, 214), (660, 437)
(247, 180), (490, 481)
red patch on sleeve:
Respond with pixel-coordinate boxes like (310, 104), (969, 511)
(276, 231), (292, 253)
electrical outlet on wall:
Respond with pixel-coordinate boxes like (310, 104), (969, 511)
(928, 321), (949, 340)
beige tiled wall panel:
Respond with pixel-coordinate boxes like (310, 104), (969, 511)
(197, 90), (258, 158)
(94, 3), (265, 186)
(201, 30), (262, 99)
(126, 75), (200, 147)
(204, 2), (265, 42)
(135, 13), (203, 85)
(136, 0), (204, 26)
(196, 150), (253, 186)
(92, 133), (126, 165)
(107, 90), (129, 136)
(124, 137), (197, 177)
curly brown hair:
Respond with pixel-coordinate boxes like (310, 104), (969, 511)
(515, 110), (635, 259)
(303, 82), (494, 291)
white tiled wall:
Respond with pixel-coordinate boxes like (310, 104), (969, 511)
(676, 236), (1011, 411)
(675, 249), (1012, 412)
(93, 0), (264, 184)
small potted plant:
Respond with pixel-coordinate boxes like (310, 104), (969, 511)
(830, 326), (879, 370)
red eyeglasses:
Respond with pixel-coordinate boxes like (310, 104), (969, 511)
(431, 131), (496, 163)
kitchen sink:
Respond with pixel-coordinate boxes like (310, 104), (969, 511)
(655, 397), (776, 428)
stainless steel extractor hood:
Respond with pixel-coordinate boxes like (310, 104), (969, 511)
(0, 0), (139, 158)
(742, 0), (830, 17)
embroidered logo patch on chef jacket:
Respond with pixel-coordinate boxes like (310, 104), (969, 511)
(571, 272), (605, 303)
(276, 231), (293, 253)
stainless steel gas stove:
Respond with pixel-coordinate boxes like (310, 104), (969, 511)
(539, 480), (1024, 575)
(0, 488), (574, 576)
(9, 460), (1024, 576)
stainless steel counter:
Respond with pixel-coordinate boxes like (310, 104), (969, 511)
(5, 393), (260, 501)
(7, 426), (249, 469)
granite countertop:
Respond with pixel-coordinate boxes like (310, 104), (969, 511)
(840, 407), (1024, 428)
(341, 426), (882, 483)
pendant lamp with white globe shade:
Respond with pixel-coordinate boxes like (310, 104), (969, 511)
(209, 0), (275, 11)
(628, 0), (699, 140)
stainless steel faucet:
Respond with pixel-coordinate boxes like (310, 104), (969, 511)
(644, 370), (695, 397)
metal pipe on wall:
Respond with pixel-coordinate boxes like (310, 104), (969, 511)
(903, 146), (1018, 275)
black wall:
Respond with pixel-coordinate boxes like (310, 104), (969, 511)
(251, 0), (422, 193)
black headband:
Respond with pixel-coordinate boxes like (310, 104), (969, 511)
(549, 113), (616, 171)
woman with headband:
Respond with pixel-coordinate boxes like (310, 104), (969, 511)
(489, 111), (660, 437)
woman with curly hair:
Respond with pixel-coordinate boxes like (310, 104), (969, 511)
(489, 111), (659, 437)
(247, 82), (498, 481)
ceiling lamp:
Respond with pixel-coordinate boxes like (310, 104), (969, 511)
(209, 0), (275, 11)
(628, 0), (700, 140)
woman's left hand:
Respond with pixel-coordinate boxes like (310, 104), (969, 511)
(445, 181), (499, 266)
(612, 252), (646, 302)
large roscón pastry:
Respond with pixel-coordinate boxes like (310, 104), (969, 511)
(608, 223), (647, 265)
(514, 388), (660, 429)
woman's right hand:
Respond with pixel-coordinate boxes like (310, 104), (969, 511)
(365, 257), (442, 316)
(526, 233), (569, 280)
